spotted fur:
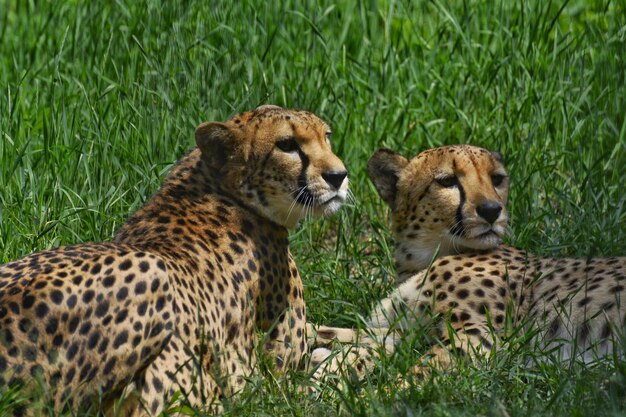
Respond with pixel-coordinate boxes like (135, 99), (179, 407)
(368, 145), (509, 283)
(311, 145), (625, 378)
(0, 105), (348, 415)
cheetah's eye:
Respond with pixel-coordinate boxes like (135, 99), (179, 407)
(324, 131), (332, 146)
(435, 175), (458, 188)
(491, 174), (506, 187)
(276, 138), (299, 153)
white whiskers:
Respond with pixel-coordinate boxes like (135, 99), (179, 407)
(286, 186), (308, 223)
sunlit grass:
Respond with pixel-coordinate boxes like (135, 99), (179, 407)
(1, 0), (625, 415)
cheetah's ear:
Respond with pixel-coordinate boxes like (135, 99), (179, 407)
(491, 151), (504, 163)
(367, 148), (409, 208)
(195, 122), (249, 170)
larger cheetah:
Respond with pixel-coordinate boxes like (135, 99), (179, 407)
(0, 105), (348, 415)
(312, 145), (625, 377)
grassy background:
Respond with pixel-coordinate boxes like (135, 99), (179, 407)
(1, 0), (625, 416)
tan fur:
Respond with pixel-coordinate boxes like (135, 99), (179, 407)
(369, 146), (508, 283)
(311, 145), (625, 380)
(0, 105), (348, 415)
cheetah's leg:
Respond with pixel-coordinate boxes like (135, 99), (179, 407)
(305, 323), (397, 384)
(309, 324), (497, 386)
(306, 322), (393, 346)
(305, 269), (430, 384)
(367, 270), (431, 331)
(409, 323), (497, 378)
(309, 344), (379, 384)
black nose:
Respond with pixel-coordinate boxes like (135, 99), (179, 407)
(322, 170), (348, 189)
(476, 201), (502, 224)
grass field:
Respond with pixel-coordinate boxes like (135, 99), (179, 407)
(1, 0), (626, 415)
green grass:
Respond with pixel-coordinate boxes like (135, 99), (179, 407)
(1, 0), (625, 415)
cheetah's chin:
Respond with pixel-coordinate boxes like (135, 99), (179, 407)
(455, 231), (503, 250)
(315, 194), (346, 216)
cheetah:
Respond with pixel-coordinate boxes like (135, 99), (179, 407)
(311, 145), (625, 377)
(0, 105), (349, 415)
(367, 145), (509, 284)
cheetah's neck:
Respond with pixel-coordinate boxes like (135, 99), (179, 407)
(394, 237), (494, 284)
(114, 148), (289, 254)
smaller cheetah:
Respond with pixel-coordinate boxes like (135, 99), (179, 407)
(311, 145), (625, 377)
(0, 105), (348, 415)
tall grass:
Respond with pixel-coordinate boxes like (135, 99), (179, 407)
(1, 0), (625, 415)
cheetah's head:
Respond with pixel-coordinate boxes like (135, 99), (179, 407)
(195, 105), (348, 228)
(368, 145), (508, 281)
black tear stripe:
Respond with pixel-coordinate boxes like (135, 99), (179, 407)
(417, 184), (430, 202)
(295, 149), (312, 205)
(249, 152), (274, 185)
(450, 180), (466, 237)
(260, 152), (273, 170)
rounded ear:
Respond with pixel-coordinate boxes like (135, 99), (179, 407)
(254, 104), (282, 113)
(367, 148), (409, 208)
(491, 150), (504, 163)
(195, 122), (246, 169)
